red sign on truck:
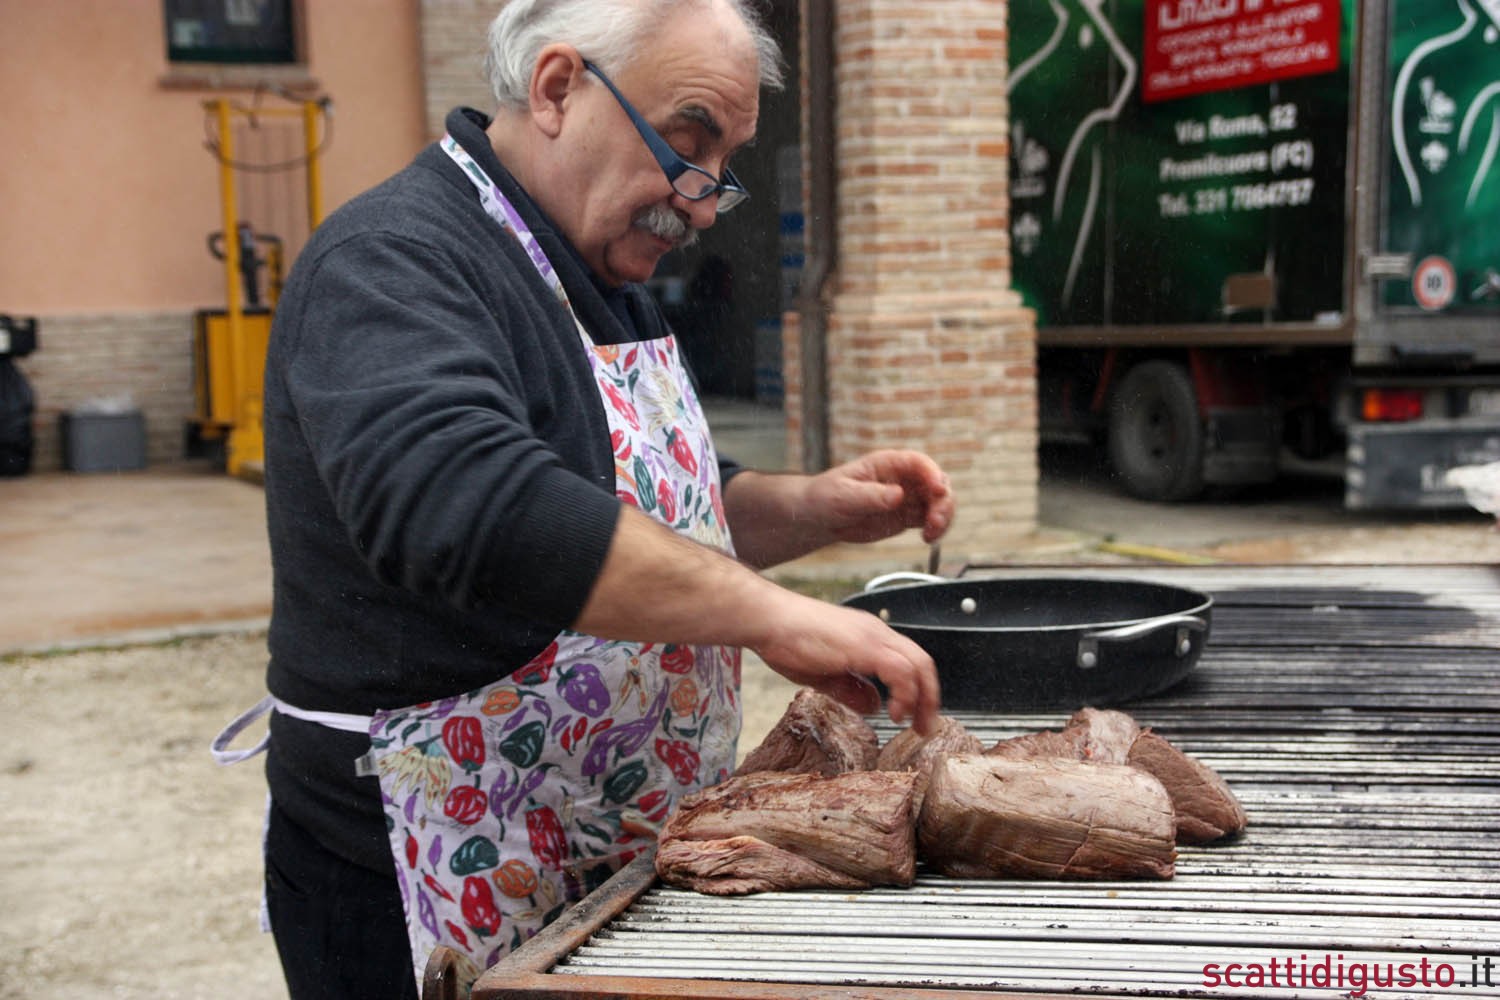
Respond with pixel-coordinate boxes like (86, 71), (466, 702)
(1143, 0), (1342, 103)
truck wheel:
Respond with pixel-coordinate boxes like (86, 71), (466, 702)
(1107, 360), (1206, 501)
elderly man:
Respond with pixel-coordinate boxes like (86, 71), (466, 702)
(229, 0), (953, 995)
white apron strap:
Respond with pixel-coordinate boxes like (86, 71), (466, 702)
(210, 695), (374, 765)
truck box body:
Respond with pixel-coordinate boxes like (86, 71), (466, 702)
(1009, 0), (1500, 508)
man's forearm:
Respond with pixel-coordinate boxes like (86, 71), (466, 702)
(570, 503), (793, 645)
(571, 502), (943, 733)
(719, 470), (834, 569)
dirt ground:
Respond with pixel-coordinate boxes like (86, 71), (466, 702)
(2, 512), (1496, 997)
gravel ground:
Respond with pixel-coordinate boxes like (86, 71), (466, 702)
(1, 635), (283, 999)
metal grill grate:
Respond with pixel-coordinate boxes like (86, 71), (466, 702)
(480, 569), (1500, 1000)
(554, 752), (1500, 996)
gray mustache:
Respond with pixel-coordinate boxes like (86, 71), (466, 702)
(634, 204), (699, 250)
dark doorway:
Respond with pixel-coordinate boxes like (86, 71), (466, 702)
(651, 2), (801, 405)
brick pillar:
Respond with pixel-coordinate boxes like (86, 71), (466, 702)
(792, 0), (1038, 563)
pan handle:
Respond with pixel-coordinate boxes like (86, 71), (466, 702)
(1076, 615), (1207, 669)
(863, 571), (947, 592)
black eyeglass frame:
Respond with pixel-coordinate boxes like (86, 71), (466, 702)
(582, 59), (750, 213)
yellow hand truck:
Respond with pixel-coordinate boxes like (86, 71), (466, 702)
(189, 92), (328, 480)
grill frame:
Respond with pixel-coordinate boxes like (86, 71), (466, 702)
(469, 566), (1500, 1000)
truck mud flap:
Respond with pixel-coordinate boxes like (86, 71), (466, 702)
(1203, 408), (1279, 486)
(1346, 425), (1500, 510)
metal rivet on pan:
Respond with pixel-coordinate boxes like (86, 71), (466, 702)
(960, 597), (977, 614)
(878, 608), (890, 622)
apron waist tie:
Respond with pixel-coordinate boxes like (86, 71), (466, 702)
(210, 694), (373, 765)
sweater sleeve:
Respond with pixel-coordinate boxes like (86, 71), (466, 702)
(272, 229), (620, 627)
(717, 453), (745, 487)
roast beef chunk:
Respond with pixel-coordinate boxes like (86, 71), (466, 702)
(735, 688), (879, 777)
(656, 770), (919, 895)
(988, 708), (1140, 762)
(877, 715), (984, 811)
(917, 754), (1176, 880)
(656, 836), (873, 895)
(985, 726), (1087, 760)
(1127, 731), (1248, 843)
(878, 715), (985, 771)
(1064, 707), (1141, 763)
(988, 707), (1247, 845)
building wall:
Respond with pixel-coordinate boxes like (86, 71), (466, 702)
(0, 0), (427, 471)
(420, 1), (500, 138)
(786, 0), (1039, 558)
(18, 313), (196, 471)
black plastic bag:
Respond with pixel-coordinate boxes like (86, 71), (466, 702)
(0, 357), (35, 476)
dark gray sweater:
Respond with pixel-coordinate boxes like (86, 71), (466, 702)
(261, 108), (738, 871)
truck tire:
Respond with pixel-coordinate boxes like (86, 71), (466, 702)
(1107, 360), (1205, 502)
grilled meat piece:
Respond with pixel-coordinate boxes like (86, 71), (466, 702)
(879, 715), (985, 771)
(1128, 731), (1248, 843)
(985, 726), (1087, 760)
(988, 707), (1247, 844)
(1064, 707), (1141, 763)
(656, 835), (873, 894)
(985, 707), (1138, 762)
(735, 688), (879, 777)
(917, 753), (1177, 880)
(877, 715), (984, 811)
(656, 770), (920, 895)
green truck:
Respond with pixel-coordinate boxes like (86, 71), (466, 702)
(1009, 0), (1500, 507)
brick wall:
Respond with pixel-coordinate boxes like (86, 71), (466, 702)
(14, 312), (197, 473)
(420, 0), (500, 139)
(786, 0), (1039, 561)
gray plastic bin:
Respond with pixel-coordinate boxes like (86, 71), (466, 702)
(61, 411), (146, 473)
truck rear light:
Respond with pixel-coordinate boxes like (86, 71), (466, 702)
(1361, 388), (1424, 422)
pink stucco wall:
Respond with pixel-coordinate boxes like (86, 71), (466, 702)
(0, 0), (428, 315)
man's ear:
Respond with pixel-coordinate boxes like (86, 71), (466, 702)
(529, 44), (583, 139)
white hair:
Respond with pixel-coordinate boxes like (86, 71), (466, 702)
(483, 0), (784, 110)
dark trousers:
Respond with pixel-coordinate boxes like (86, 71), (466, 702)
(265, 801), (419, 1000)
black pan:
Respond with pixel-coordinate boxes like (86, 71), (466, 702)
(841, 573), (1212, 711)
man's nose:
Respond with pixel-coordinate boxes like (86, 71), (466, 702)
(673, 191), (719, 231)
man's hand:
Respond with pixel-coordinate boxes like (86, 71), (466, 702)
(723, 449), (956, 569)
(749, 589), (942, 735)
(805, 449), (955, 546)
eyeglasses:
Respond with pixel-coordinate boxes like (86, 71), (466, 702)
(583, 60), (749, 213)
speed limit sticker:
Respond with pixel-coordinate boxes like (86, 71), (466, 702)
(1412, 255), (1456, 311)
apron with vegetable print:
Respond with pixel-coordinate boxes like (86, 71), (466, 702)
(355, 136), (741, 988)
